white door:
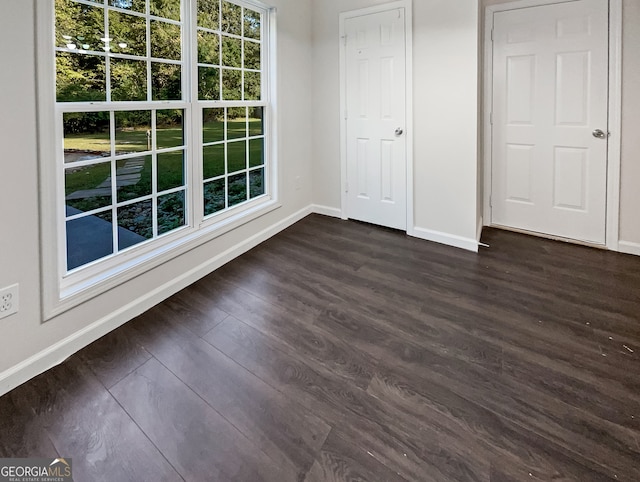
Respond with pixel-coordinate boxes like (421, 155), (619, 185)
(344, 8), (407, 230)
(491, 0), (609, 244)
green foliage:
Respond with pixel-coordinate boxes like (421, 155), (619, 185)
(55, 0), (104, 51)
(198, 0), (219, 30)
(64, 111), (109, 135)
(221, 1), (242, 35)
(152, 63), (182, 101)
(57, 52), (106, 102)
(203, 179), (225, 215)
(158, 191), (185, 234)
(109, 10), (146, 56)
(118, 200), (153, 241)
(157, 109), (183, 128)
(198, 31), (219, 64)
(151, 20), (181, 60)
(111, 58), (147, 101)
(151, 0), (181, 21)
(198, 66), (220, 100)
(222, 36), (241, 68)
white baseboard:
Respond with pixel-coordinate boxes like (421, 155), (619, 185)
(618, 241), (640, 257)
(0, 205), (312, 397)
(311, 204), (343, 218)
(410, 226), (479, 253)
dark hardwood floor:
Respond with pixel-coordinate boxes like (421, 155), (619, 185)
(1, 214), (639, 481)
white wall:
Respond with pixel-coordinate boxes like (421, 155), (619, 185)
(618, 0), (640, 248)
(0, 0), (313, 393)
(312, 0), (481, 246)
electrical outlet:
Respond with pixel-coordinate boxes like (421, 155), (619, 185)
(0, 284), (19, 319)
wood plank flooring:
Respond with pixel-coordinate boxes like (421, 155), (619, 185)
(1, 214), (639, 481)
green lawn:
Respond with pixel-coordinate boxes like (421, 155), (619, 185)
(64, 118), (262, 152)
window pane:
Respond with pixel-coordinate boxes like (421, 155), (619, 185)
(111, 58), (148, 101)
(152, 62), (182, 100)
(66, 210), (113, 271)
(115, 110), (152, 154)
(151, 20), (181, 60)
(249, 107), (263, 136)
(118, 200), (153, 249)
(150, 0), (180, 21)
(109, 0), (146, 14)
(227, 140), (246, 173)
(116, 155), (152, 202)
(221, 1), (241, 35)
(158, 191), (186, 235)
(203, 108), (224, 143)
(243, 9), (261, 40)
(63, 112), (111, 162)
(221, 68), (241, 100)
(248, 138), (263, 168)
(228, 172), (247, 207)
(198, 31), (220, 65)
(158, 151), (185, 192)
(249, 168), (264, 198)
(157, 110), (184, 149)
(244, 71), (260, 100)
(244, 41), (260, 70)
(109, 10), (147, 57)
(56, 0), (104, 51)
(57, 52), (106, 102)
(198, 66), (220, 100)
(222, 36), (241, 68)
(198, 0), (219, 30)
(204, 179), (225, 215)
(227, 108), (246, 140)
(65, 162), (112, 212)
(203, 144), (224, 179)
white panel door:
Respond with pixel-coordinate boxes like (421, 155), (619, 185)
(491, 0), (609, 244)
(345, 9), (407, 230)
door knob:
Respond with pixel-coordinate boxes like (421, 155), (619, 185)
(592, 129), (608, 139)
(395, 128), (404, 136)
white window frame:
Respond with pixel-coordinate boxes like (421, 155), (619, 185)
(36, 0), (279, 320)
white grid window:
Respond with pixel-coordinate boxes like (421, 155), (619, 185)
(53, 0), (269, 275)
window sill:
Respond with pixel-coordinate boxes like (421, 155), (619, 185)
(46, 198), (281, 320)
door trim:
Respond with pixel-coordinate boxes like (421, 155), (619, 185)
(339, 0), (414, 233)
(482, 0), (622, 250)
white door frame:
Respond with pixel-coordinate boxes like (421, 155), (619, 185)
(339, 0), (414, 233)
(483, 0), (622, 250)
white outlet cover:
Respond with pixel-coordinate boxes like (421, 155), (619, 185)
(0, 284), (19, 319)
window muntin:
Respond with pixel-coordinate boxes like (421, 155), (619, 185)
(55, 0), (269, 276)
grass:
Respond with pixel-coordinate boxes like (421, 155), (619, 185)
(64, 118), (262, 152)
(65, 162), (111, 196)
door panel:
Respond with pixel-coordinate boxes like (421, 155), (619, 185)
(345, 9), (407, 230)
(491, 0), (608, 244)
